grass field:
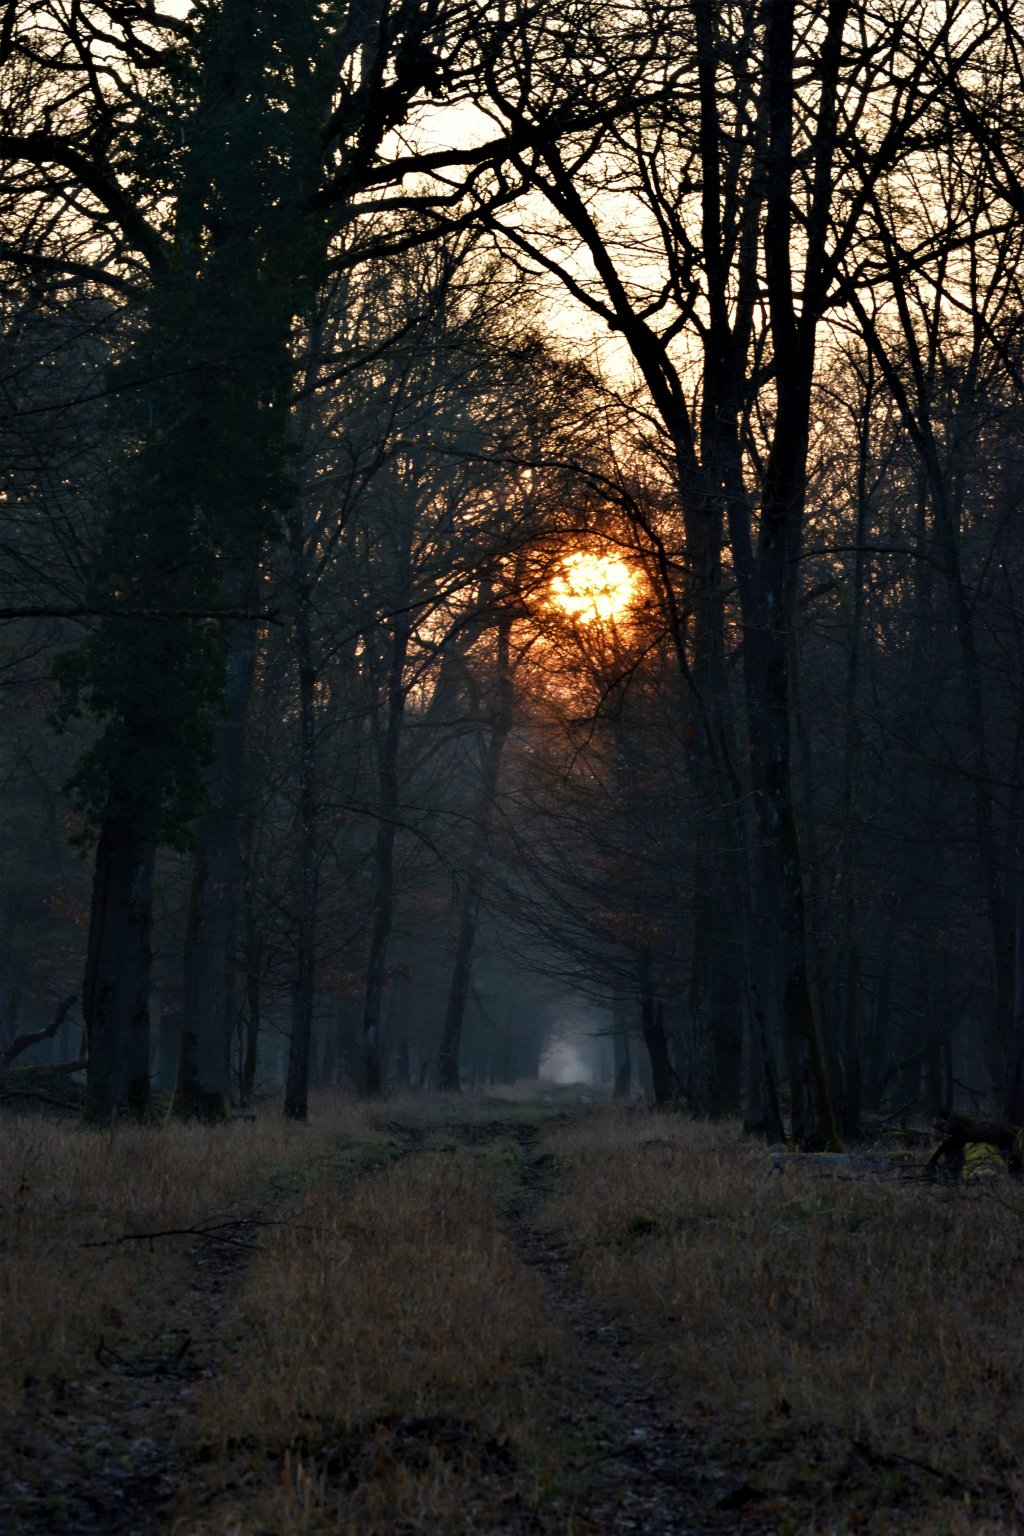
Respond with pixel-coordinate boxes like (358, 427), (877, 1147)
(1, 1089), (1021, 1533)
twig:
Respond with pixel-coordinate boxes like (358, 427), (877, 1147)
(82, 1220), (259, 1252)
(871, 1099), (919, 1130)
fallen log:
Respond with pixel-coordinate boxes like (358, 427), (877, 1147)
(926, 1111), (1023, 1173)
(0, 1058), (87, 1110)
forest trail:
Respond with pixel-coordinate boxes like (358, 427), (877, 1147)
(0, 1196), (261, 1534)
(3, 1095), (1021, 1533)
(439, 1113), (774, 1534)
(0, 1111), (421, 1536)
(1, 1099), (768, 1535)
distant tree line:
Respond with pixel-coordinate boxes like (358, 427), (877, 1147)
(1, 0), (1023, 1146)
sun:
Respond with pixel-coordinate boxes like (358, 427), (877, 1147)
(549, 551), (637, 624)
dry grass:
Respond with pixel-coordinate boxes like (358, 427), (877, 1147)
(542, 1109), (1024, 1531)
(9, 1093), (1023, 1533)
(185, 1139), (569, 1534)
(0, 1090), (378, 1437)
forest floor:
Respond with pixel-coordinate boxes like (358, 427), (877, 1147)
(0, 1089), (1022, 1535)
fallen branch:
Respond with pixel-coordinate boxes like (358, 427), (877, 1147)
(0, 1059), (88, 1110)
(1, 994), (77, 1067)
(82, 1219), (260, 1252)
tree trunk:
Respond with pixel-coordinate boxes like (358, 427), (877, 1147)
(613, 1011), (631, 1100)
(834, 350), (874, 1138)
(359, 610), (410, 1097)
(437, 889), (479, 1093)
(733, 0), (847, 1151)
(639, 949), (675, 1106)
(736, 815), (786, 1142)
(83, 818), (155, 1122)
(360, 802), (398, 1098)
(284, 514), (319, 1121)
(686, 875), (718, 1115)
(1005, 721), (1024, 1122)
(436, 606), (513, 1092)
(171, 615), (256, 1120)
(237, 799), (261, 1105)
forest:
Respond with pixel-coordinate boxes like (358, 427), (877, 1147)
(2, 0), (1024, 1530)
(1, 0), (1023, 1142)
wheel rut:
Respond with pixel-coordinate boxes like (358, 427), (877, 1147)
(492, 1121), (776, 1535)
(5, 1110), (773, 1534)
(1, 1123), (424, 1536)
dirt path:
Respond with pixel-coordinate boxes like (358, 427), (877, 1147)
(0, 1205), (264, 1535)
(1, 1124), (423, 1536)
(513, 1135), (770, 1533)
(432, 1114), (772, 1535)
(4, 1107), (773, 1534)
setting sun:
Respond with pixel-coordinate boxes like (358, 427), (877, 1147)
(549, 551), (636, 624)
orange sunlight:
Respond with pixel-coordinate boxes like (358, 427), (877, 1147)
(549, 551), (636, 624)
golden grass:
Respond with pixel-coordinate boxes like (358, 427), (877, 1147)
(0, 1090), (378, 1436)
(185, 1140), (569, 1534)
(542, 1110), (1024, 1530)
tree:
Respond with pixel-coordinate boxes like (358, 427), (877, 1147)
(0, 0), (526, 1118)
(445, 0), (1022, 1142)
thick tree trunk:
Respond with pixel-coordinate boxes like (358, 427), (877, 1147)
(677, 493), (728, 1119)
(171, 615), (256, 1120)
(744, 632), (838, 1149)
(83, 818), (155, 1122)
(731, 0), (847, 1152)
